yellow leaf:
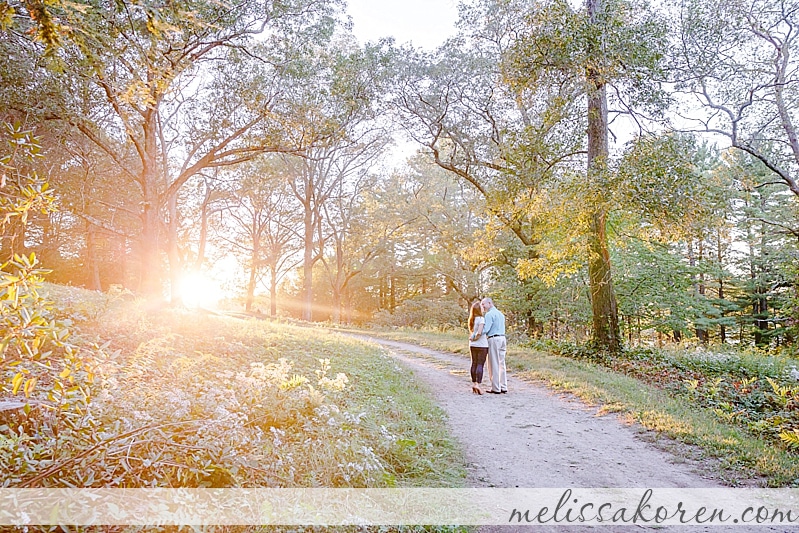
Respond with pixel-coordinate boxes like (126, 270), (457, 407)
(23, 377), (36, 398)
(59, 367), (71, 379)
(11, 372), (23, 395)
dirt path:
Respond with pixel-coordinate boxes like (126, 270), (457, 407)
(341, 333), (780, 532)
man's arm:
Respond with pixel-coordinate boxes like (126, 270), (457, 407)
(483, 311), (494, 335)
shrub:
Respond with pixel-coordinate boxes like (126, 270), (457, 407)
(372, 296), (466, 331)
(0, 254), (105, 487)
(2, 288), (466, 491)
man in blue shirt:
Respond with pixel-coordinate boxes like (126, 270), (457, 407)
(481, 297), (507, 394)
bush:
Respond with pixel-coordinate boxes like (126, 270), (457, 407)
(2, 304), (387, 488)
(2, 287), (466, 491)
(0, 254), (104, 487)
(372, 296), (466, 330)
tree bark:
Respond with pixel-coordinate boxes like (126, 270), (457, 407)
(269, 264), (278, 317)
(585, 0), (621, 351)
(302, 200), (315, 321)
(86, 224), (102, 291)
(194, 180), (214, 271)
(587, 209), (621, 350)
(246, 245), (258, 313)
(717, 231), (726, 343)
(139, 105), (162, 298)
(166, 194), (183, 306)
(697, 240), (708, 345)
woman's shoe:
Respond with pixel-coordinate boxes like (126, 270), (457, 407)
(472, 385), (483, 395)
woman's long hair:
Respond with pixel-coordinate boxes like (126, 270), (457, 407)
(468, 301), (483, 333)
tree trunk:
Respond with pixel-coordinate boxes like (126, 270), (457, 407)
(332, 291), (341, 324)
(717, 231), (726, 343)
(2, 217), (26, 263)
(270, 264), (278, 317)
(139, 108), (162, 298)
(753, 200), (769, 346)
(246, 249), (258, 313)
(587, 210), (620, 351)
(586, 0), (621, 352)
(167, 194), (183, 306)
(302, 201), (314, 322)
(86, 224), (102, 291)
(194, 181), (213, 271)
(343, 287), (352, 324)
(690, 239), (709, 344)
(331, 240), (344, 324)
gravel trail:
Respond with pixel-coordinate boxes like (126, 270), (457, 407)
(340, 333), (782, 533)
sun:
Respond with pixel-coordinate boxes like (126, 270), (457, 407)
(178, 271), (224, 309)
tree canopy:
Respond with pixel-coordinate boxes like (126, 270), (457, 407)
(1, 0), (798, 353)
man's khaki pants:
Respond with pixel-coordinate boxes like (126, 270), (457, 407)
(486, 335), (507, 392)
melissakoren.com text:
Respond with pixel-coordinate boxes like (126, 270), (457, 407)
(509, 489), (799, 526)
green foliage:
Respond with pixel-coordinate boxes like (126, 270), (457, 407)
(0, 2), (14, 31)
(505, 0), (669, 111)
(780, 429), (799, 450)
(0, 257), (99, 492)
(0, 125), (106, 490)
(373, 295), (466, 331)
(616, 134), (727, 236)
(534, 336), (799, 452)
(1, 253), (69, 364)
(0, 122), (56, 229)
(2, 286), (466, 489)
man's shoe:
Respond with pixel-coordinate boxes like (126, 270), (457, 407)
(486, 390), (502, 394)
(500, 390), (508, 394)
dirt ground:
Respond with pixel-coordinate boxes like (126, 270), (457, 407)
(341, 333), (784, 532)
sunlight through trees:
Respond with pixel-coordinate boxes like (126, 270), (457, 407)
(1, 0), (798, 351)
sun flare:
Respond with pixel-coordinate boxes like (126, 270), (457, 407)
(178, 272), (224, 309)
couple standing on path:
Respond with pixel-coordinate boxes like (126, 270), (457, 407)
(468, 297), (507, 395)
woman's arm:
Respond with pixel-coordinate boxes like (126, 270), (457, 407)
(470, 320), (484, 340)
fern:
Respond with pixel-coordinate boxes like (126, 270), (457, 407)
(779, 429), (799, 449)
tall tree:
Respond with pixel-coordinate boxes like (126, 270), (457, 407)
(584, 0), (621, 350)
(507, 0), (669, 350)
(396, 0), (667, 350)
(282, 38), (391, 321)
(5, 0), (338, 298)
(217, 159), (302, 314)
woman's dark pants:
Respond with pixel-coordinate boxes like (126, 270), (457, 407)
(469, 346), (488, 383)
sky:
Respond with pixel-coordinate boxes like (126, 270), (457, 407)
(345, 0), (460, 50)
(344, 0), (462, 167)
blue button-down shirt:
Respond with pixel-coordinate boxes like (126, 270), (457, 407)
(483, 307), (506, 337)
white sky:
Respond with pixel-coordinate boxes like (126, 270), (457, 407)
(344, 1), (462, 167)
(345, 0), (460, 50)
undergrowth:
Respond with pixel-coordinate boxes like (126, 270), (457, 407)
(531, 339), (799, 451)
(2, 284), (466, 494)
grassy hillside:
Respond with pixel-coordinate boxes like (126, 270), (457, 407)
(2, 285), (466, 492)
